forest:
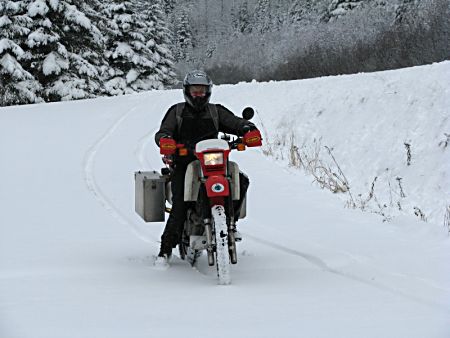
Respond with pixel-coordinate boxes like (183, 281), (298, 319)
(1, 0), (449, 106)
(169, 0), (450, 83)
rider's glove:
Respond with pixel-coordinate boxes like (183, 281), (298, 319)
(159, 137), (177, 155)
(240, 122), (257, 135)
(244, 129), (262, 147)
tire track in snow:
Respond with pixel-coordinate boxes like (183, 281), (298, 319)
(245, 234), (449, 313)
(83, 106), (158, 244)
(135, 130), (157, 169)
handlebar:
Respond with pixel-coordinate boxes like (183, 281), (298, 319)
(227, 137), (245, 150)
(174, 136), (245, 153)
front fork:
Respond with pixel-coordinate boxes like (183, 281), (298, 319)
(203, 194), (238, 266)
(226, 197), (238, 264)
(204, 217), (215, 266)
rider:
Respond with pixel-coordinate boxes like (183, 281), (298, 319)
(155, 70), (260, 262)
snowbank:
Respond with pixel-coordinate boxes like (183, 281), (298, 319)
(215, 61), (450, 226)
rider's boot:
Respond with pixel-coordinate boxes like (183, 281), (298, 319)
(155, 241), (173, 267)
(155, 252), (171, 265)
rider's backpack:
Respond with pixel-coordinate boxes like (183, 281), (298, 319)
(175, 103), (219, 135)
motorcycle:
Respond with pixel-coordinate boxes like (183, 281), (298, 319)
(161, 107), (261, 285)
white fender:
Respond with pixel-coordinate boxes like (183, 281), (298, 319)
(184, 160), (202, 201)
(228, 161), (240, 201)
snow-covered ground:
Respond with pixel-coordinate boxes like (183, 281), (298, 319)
(0, 62), (449, 338)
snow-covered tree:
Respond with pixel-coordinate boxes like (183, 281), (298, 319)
(102, 0), (175, 95)
(288, 0), (315, 25)
(323, 0), (362, 22)
(25, 0), (105, 102)
(254, 0), (271, 34)
(0, 1), (42, 106)
(174, 8), (193, 60)
(271, 1), (285, 31)
(161, 0), (175, 16)
(141, 0), (176, 85)
(394, 0), (419, 25)
(236, 0), (252, 34)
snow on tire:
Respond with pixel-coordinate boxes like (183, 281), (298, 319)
(212, 205), (231, 285)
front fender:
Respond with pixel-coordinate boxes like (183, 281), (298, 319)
(205, 175), (229, 197)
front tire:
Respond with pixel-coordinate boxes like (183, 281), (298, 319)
(212, 205), (231, 285)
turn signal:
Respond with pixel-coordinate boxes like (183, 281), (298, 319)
(178, 147), (188, 156)
(237, 143), (246, 151)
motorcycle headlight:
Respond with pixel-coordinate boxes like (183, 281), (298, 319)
(203, 152), (223, 166)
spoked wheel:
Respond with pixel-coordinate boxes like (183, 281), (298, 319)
(211, 205), (231, 285)
(178, 232), (201, 266)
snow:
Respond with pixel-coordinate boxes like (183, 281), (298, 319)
(40, 17), (52, 28)
(0, 53), (32, 79)
(112, 42), (133, 59)
(0, 15), (12, 27)
(126, 69), (139, 84)
(27, 28), (59, 48)
(330, 7), (348, 16)
(0, 62), (449, 338)
(0, 39), (24, 57)
(249, 62), (450, 224)
(42, 51), (68, 75)
(27, 0), (49, 18)
(49, 0), (60, 11)
(70, 53), (99, 77)
(5, 1), (21, 12)
(14, 79), (43, 103)
(64, 4), (91, 30)
(104, 77), (127, 95)
(45, 76), (88, 101)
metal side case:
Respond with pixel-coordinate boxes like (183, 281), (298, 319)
(135, 171), (167, 222)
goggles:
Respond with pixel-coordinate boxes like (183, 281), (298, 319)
(189, 85), (208, 97)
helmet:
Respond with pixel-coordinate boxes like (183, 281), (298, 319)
(183, 70), (213, 110)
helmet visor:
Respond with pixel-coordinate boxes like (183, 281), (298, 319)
(189, 85), (208, 98)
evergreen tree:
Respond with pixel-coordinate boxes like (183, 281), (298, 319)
(289, 0), (315, 25)
(25, 0), (105, 101)
(141, 0), (176, 85)
(102, 0), (174, 95)
(394, 0), (419, 25)
(237, 0), (252, 34)
(174, 8), (193, 60)
(0, 0), (42, 106)
(161, 0), (175, 16)
(323, 0), (362, 22)
(271, 1), (285, 30)
(254, 0), (271, 34)
(230, 3), (239, 34)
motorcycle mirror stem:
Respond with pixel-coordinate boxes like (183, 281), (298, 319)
(242, 107), (254, 120)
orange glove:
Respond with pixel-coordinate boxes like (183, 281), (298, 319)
(244, 129), (262, 147)
(159, 137), (176, 155)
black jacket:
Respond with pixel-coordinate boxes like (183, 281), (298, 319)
(155, 103), (249, 148)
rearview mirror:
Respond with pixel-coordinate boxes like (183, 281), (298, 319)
(242, 107), (254, 120)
